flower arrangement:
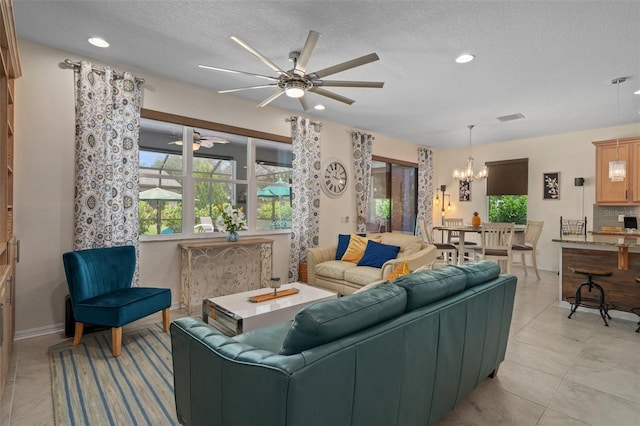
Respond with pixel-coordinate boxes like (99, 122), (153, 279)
(214, 203), (247, 233)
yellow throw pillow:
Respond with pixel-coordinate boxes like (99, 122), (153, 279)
(385, 261), (410, 281)
(341, 234), (380, 263)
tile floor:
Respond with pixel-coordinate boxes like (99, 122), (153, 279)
(1, 269), (639, 425)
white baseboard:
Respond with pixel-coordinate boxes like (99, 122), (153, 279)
(14, 303), (183, 341)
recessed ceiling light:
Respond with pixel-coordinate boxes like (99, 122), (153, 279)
(88, 37), (109, 48)
(635, 89), (640, 95)
(314, 104), (325, 110)
(455, 54), (475, 64)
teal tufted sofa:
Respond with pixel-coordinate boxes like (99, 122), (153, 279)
(170, 260), (517, 426)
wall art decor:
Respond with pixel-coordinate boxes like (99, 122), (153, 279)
(459, 180), (471, 201)
(543, 172), (560, 200)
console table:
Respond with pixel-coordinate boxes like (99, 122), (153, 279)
(179, 238), (274, 314)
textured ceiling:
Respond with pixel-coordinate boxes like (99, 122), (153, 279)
(13, 0), (640, 149)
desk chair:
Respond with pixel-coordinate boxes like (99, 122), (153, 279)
(512, 220), (544, 279)
(417, 217), (457, 266)
(63, 245), (171, 357)
(473, 223), (515, 274)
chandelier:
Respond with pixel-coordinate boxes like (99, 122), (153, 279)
(453, 125), (488, 182)
(609, 77), (626, 182)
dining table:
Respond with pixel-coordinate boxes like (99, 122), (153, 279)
(432, 224), (525, 265)
(432, 225), (483, 265)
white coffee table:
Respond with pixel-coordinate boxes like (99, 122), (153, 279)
(202, 283), (337, 336)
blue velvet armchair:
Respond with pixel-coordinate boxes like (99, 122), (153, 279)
(62, 245), (171, 357)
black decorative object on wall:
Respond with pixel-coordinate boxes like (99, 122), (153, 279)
(543, 172), (560, 200)
(459, 180), (471, 201)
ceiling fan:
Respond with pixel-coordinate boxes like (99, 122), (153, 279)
(169, 131), (229, 151)
(199, 30), (384, 110)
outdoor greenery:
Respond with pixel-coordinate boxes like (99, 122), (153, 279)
(257, 202), (292, 221)
(139, 152), (293, 234)
(488, 195), (528, 225)
(375, 198), (391, 219)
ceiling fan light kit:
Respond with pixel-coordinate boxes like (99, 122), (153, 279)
(200, 30), (384, 110)
(169, 130), (229, 151)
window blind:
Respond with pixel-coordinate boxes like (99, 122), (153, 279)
(485, 158), (529, 195)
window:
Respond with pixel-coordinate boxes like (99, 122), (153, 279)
(138, 111), (292, 236)
(485, 158), (529, 225)
(368, 158), (417, 233)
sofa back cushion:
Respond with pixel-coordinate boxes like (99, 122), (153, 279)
(392, 266), (467, 311)
(357, 240), (401, 268)
(342, 234), (382, 263)
(279, 283), (407, 355)
(452, 260), (501, 289)
(379, 233), (424, 256)
(336, 233), (366, 260)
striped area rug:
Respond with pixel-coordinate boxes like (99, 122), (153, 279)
(49, 323), (178, 425)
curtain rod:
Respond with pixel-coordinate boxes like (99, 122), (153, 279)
(285, 116), (322, 131)
(63, 59), (145, 84)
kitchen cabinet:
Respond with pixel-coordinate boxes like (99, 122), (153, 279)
(593, 137), (640, 205)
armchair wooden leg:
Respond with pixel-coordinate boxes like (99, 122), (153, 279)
(72, 322), (84, 346)
(162, 308), (170, 332)
(112, 327), (123, 357)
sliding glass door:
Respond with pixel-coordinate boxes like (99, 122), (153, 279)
(368, 160), (417, 233)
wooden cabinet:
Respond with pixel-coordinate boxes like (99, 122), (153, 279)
(633, 143), (640, 204)
(0, 0), (20, 401)
(594, 137), (640, 205)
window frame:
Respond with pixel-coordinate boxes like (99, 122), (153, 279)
(139, 109), (292, 240)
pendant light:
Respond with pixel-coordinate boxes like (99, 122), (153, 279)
(453, 125), (488, 182)
(609, 77), (626, 182)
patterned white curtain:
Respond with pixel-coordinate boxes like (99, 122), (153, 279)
(289, 116), (322, 282)
(416, 147), (434, 238)
(352, 132), (374, 233)
(73, 61), (142, 280)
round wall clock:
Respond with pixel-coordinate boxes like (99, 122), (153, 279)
(321, 158), (348, 197)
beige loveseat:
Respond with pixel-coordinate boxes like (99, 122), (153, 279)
(306, 232), (436, 295)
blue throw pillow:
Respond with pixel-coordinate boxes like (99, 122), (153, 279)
(336, 233), (366, 260)
(357, 240), (401, 268)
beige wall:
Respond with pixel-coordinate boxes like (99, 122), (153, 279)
(432, 122), (640, 272)
(13, 40), (418, 336)
(15, 39), (640, 336)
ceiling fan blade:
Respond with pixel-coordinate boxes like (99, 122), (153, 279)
(298, 96), (311, 111)
(218, 84), (278, 94)
(314, 80), (384, 88)
(295, 30), (320, 76)
(198, 64), (278, 81)
(309, 87), (355, 105)
(230, 36), (290, 77)
(257, 89), (286, 108)
(308, 53), (380, 79)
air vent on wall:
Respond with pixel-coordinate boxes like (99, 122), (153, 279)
(497, 113), (525, 122)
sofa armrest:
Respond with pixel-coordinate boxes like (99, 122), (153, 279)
(306, 245), (337, 286)
(380, 244), (437, 279)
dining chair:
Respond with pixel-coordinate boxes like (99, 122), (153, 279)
(512, 220), (544, 279)
(443, 217), (477, 261)
(62, 245), (171, 357)
(473, 222), (515, 274)
(417, 217), (457, 266)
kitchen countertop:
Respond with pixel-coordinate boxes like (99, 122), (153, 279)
(552, 234), (640, 248)
(590, 230), (640, 237)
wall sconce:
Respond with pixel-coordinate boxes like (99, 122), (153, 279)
(434, 184), (452, 224)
